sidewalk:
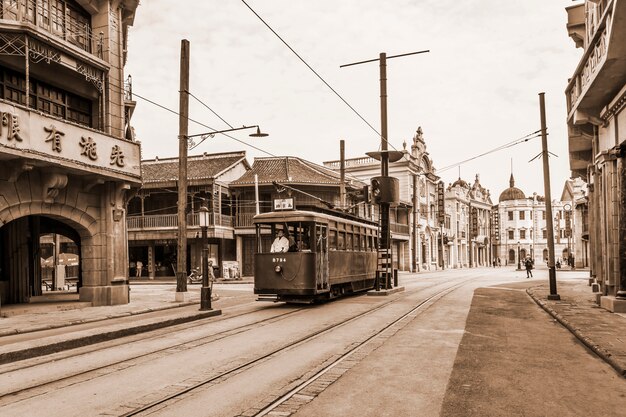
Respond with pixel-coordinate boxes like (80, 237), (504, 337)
(527, 279), (626, 376)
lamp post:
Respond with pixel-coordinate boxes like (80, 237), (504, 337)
(517, 241), (521, 270)
(198, 204), (211, 310)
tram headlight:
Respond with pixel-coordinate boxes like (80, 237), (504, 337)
(274, 265), (282, 273)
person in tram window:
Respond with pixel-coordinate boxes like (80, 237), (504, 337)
(271, 229), (290, 253)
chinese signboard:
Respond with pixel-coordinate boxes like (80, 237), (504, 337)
(0, 104), (140, 180)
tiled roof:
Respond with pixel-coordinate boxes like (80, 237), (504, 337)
(231, 156), (359, 187)
(142, 151), (248, 184)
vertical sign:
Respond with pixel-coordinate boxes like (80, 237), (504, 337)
(437, 181), (445, 224)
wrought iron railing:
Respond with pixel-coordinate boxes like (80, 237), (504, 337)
(127, 213), (234, 230)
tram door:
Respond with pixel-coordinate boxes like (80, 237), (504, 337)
(316, 224), (329, 290)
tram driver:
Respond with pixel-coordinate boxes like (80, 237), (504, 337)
(270, 229), (290, 253)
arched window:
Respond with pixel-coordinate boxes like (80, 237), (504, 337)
(543, 248), (549, 261)
(508, 249), (515, 263)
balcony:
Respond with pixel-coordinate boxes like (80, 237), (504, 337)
(127, 213), (234, 231)
(0, 0), (102, 59)
(566, 0), (626, 119)
(390, 222), (409, 235)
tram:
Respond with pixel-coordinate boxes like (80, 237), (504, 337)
(253, 207), (379, 303)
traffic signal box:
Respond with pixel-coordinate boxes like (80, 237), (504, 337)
(371, 176), (400, 204)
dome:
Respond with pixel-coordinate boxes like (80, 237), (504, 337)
(451, 177), (469, 188)
(498, 174), (525, 202)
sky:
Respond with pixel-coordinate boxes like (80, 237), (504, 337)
(125, 0), (584, 201)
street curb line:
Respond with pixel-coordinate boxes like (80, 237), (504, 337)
(0, 309), (221, 365)
(526, 288), (626, 378)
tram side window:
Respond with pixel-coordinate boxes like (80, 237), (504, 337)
(329, 230), (337, 250)
(346, 233), (353, 251)
(337, 231), (345, 250)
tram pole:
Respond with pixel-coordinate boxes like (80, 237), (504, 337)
(539, 92), (560, 300)
(176, 39), (190, 299)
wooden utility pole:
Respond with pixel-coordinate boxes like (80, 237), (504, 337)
(539, 92), (559, 300)
(176, 39), (190, 296)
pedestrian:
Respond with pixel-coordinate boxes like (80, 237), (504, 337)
(497, 257), (501, 267)
(524, 257), (533, 278)
(492, 258), (496, 268)
(136, 260), (143, 277)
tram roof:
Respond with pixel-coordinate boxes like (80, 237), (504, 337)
(253, 208), (377, 228)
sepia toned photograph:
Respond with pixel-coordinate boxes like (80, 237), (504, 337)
(0, 1), (625, 416)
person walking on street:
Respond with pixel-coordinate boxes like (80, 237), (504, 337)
(524, 257), (533, 278)
(136, 260), (143, 277)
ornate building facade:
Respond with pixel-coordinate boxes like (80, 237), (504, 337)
(443, 175), (493, 268)
(565, 0), (626, 311)
(324, 127), (441, 272)
(0, 0), (141, 306)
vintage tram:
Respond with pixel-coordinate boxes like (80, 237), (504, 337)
(253, 207), (379, 302)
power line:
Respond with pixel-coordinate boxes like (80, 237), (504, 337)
(437, 130), (542, 173)
(239, 0), (387, 147)
(120, 86), (277, 157)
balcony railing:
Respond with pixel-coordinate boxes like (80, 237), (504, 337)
(127, 213), (233, 231)
(0, 0), (103, 58)
(390, 222), (409, 235)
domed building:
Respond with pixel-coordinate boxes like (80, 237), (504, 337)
(493, 174), (570, 268)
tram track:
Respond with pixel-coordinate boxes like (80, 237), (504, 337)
(119, 276), (476, 417)
(0, 304), (308, 402)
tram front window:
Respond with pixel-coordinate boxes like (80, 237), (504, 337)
(258, 222), (314, 253)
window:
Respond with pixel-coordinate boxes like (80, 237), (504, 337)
(337, 232), (345, 250)
(519, 211), (525, 220)
(329, 230), (337, 250)
(542, 229), (547, 239)
(542, 211), (546, 220)
(508, 230), (514, 240)
(520, 230), (526, 239)
(0, 67), (93, 128)
(508, 211), (514, 221)
(345, 233), (353, 251)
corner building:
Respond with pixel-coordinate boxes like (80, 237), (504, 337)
(565, 0), (626, 309)
(0, 0), (141, 306)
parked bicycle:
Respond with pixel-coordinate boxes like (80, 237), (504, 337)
(188, 267), (202, 284)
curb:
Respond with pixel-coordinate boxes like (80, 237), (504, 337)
(526, 288), (626, 378)
(0, 309), (222, 365)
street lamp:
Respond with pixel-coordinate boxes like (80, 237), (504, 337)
(517, 241), (521, 270)
(187, 125), (268, 150)
(198, 204), (212, 310)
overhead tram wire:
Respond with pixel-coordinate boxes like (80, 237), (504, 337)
(239, 0), (401, 153)
(437, 130), (542, 173)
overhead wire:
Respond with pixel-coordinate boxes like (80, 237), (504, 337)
(239, 0), (396, 151)
(437, 130), (542, 173)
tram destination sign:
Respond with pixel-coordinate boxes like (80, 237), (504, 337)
(273, 197), (295, 211)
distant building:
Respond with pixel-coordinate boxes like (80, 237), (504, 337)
(444, 175), (493, 268)
(127, 152), (250, 279)
(493, 174), (570, 268)
(324, 127), (441, 272)
(560, 177), (589, 269)
(0, 0), (141, 306)
(565, 0), (626, 310)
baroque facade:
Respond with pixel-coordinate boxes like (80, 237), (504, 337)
(324, 127), (441, 272)
(0, 0), (141, 306)
(565, 0), (626, 310)
(443, 175), (493, 268)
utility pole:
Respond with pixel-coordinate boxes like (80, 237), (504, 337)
(176, 39), (190, 298)
(539, 92), (559, 300)
(340, 140), (346, 209)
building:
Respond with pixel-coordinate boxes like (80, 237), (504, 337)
(126, 152), (250, 279)
(493, 174), (570, 268)
(444, 175), (493, 268)
(560, 177), (589, 269)
(230, 155), (370, 277)
(0, 0), (141, 306)
(565, 0), (626, 310)
(324, 127), (441, 272)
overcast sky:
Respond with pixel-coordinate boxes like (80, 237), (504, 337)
(125, 0), (583, 201)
